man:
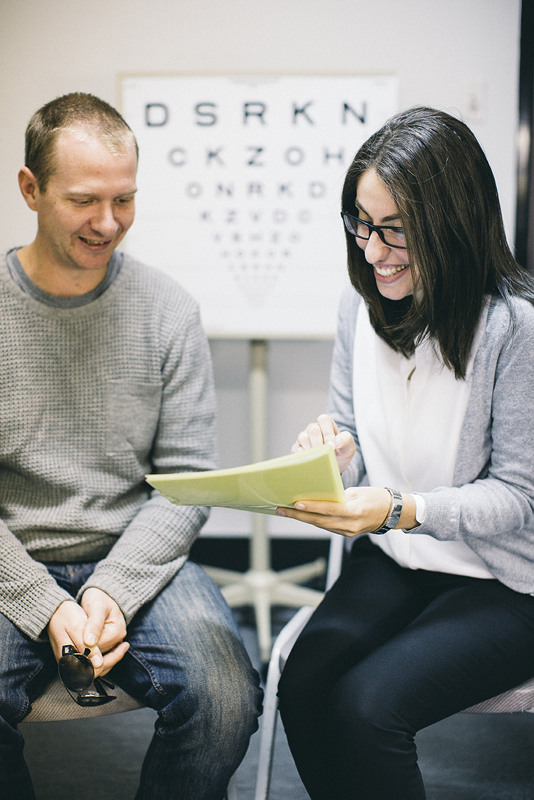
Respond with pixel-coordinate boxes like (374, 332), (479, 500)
(0, 92), (261, 800)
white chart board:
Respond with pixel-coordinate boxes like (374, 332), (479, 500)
(121, 74), (398, 338)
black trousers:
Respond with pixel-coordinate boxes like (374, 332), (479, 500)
(278, 537), (534, 800)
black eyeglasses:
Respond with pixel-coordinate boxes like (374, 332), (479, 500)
(58, 645), (116, 707)
(340, 211), (407, 249)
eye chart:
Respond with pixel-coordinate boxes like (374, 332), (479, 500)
(121, 75), (397, 338)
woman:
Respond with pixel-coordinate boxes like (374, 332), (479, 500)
(276, 107), (534, 800)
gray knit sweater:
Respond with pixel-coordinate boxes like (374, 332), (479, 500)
(328, 286), (534, 595)
(0, 250), (217, 640)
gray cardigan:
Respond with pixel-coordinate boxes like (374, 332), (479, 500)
(328, 286), (534, 595)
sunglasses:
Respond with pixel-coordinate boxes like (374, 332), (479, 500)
(58, 644), (117, 707)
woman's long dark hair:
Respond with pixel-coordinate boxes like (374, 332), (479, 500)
(342, 106), (534, 378)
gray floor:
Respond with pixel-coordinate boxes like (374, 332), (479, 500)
(21, 616), (534, 799)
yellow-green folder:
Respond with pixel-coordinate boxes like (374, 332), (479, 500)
(146, 444), (345, 515)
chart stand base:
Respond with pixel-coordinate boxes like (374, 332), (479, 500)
(203, 559), (326, 663)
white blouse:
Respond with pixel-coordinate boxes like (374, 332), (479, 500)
(353, 300), (494, 578)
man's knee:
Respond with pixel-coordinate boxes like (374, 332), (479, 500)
(0, 626), (50, 728)
(0, 677), (34, 732)
(160, 643), (262, 744)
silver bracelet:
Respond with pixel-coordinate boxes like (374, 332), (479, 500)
(373, 488), (403, 534)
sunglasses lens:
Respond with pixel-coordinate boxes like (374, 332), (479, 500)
(58, 645), (117, 706)
(59, 653), (94, 692)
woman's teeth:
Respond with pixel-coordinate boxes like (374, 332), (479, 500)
(375, 263), (409, 277)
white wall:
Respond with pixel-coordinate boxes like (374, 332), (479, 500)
(0, 0), (522, 537)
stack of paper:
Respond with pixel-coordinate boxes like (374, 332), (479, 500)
(146, 444), (345, 515)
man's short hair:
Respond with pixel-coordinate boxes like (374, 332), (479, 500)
(25, 92), (138, 191)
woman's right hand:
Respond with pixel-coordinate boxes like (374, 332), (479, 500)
(291, 414), (356, 473)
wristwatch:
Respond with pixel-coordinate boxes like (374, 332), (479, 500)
(373, 488), (403, 534)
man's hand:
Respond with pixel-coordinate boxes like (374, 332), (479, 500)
(80, 587), (129, 676)
(47, 588), (129, 678)
(291, 414), (356, 474)
(47, 600), (90, 662)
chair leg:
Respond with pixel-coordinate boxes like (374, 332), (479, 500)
(254, 606), (314, 800)
(254, 536), (344, 798)
(226, 772), (238, 800)
(254, 664), (280, 800)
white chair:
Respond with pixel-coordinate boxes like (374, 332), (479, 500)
(21, 675), (238, 799)
(254, 534), (534, 800)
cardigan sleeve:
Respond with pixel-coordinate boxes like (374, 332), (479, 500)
(326, 286), (367, 489)
(415, 298), (534, 553)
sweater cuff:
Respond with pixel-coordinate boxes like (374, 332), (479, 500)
(13, 585), (74, 641)
(77, 554), (188, 624)
(414, 489), (462, 540)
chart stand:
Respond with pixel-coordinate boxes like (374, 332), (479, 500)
(203, 340), (326, 663)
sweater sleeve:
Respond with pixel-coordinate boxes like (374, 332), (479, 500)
(0, 519), (74, 639)
(326, 286), (367, 488)
(78, 302), (218, 623)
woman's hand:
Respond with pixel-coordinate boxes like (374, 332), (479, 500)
(291, 414), (356, 473)
(277, 486), (418, 538)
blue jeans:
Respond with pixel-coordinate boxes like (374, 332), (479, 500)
(279, 537), (534, 800)
(0, 560), (262, 800)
